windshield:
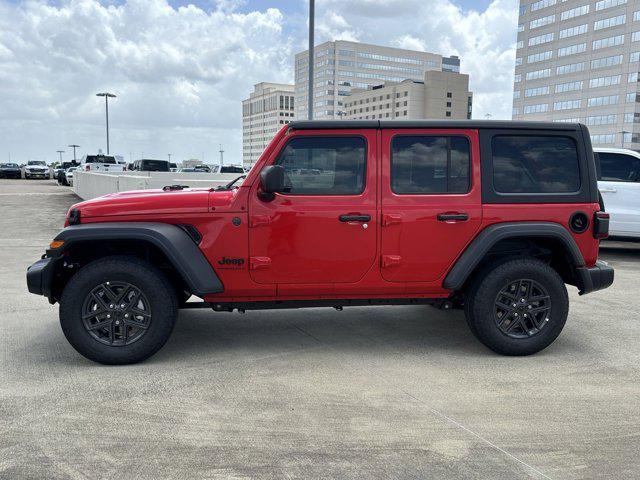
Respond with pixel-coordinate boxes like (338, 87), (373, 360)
(85, 155), (116, 164)
(28, 161), (46, 166)
(1, 163), (19, 168)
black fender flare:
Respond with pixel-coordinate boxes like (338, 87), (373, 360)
(442, 222), (585, 291)
(51, 222), (223, 297)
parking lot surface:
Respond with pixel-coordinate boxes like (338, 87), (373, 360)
(1, 179), (639, 479)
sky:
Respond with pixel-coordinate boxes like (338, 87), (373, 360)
(0, 0), (518, 164)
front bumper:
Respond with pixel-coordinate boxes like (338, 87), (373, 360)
(577, 260), (614, 295)
(0, 171), (21, 178)
(26, 256), (57, 301)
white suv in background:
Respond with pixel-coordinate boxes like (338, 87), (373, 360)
(594, 148), (640, 239)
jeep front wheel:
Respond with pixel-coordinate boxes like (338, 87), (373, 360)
(59, 256), (178, 364)
(464, 258), (568, 356)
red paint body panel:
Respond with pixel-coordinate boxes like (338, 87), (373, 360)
(65, 125), (603, 303)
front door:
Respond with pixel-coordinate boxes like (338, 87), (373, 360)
(380, 129), (482, 283)
(248, 130), (378, 290)
(597, 151), (640, 237)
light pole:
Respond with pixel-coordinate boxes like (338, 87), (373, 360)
(168, 153), (172, 163)
(620, 130), (630, 149)
(68, 144), (80, 163)
(307, 0), (315, 120)
(56, 150), (65, 163)
(96, 92), (116, 154)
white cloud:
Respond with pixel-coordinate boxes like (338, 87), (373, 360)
(0, 0), (293, 163)
(0, 0), (518, 164)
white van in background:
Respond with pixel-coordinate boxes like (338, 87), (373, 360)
(594, 147), (640, 239)
(79, 154), (125, 173)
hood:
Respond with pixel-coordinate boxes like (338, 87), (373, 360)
(71, 188), (213, 218)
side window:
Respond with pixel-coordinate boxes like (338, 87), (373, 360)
(275, 136), (366, 195)
(598, 152), (640, 182)
(492, 136), (580, 193)
(391, 136), (471, 194)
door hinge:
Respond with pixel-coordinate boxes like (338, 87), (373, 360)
(381, 255), (402, 268)
(382, 213), (402, 227)
(250, 215), (271, 228)
(250, 256), (271, 270)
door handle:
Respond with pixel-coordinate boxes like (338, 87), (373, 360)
(339, 214), (371, 223)
(437, 213), (469, 222)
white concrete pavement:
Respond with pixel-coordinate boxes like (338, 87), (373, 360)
(1, 179), (639, 479)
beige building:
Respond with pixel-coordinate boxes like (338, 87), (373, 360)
(344, 71), (472, 120)
(242, 82), (295, 167)
(513, 0), (640, 148)
(294, 40), (462, 120)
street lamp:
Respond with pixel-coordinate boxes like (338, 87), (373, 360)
(168, 153), (172, 163)
(68, 144), (80, 163)
(307, 0), (315, 120)
(96, 92), (116, 154)
(56, 150), (65, 163)
(620, 130), (631, 149)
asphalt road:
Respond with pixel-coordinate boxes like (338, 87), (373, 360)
(1, 179), (638, 479)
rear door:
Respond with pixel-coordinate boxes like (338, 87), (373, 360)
(380, 128), (482, 282)
(598, 151), (640, 237)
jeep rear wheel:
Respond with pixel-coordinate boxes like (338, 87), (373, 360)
(60, 256), (178, 365)
(464, 258), (568, 356)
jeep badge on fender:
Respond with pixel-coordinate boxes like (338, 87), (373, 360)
(26, 120), (613, 365)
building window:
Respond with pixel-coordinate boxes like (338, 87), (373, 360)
(446, 101), (452, 107)
(594, 14), (626, 30)
(587, 95), (619, 107)
(595, 0), (627, 11)
(559, 24), (588, 39)
(530, 14), (555, 29)
(560, 5), (589, 21)
(446, 111), (452, 117)
(446, 92), (452, 98)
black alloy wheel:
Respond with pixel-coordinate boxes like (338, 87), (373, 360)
(81, 281), (152, 346)
(494, 278), (551, 339)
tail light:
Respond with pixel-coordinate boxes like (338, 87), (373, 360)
(85, 165), (90, 171)
(593, 212), (609, 239)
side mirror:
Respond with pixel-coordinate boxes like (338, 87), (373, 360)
(259, 165), (285, 201)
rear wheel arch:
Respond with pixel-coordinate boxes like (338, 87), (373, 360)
(444, 222), (586, 294)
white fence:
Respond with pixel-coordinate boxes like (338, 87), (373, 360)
(73, 170), (243, 200)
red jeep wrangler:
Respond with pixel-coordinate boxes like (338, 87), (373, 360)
(27, 121), (613, 364)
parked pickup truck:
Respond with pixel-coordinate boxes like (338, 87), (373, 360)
(79, 154), (125, 173)
(27, 120), (614, 364)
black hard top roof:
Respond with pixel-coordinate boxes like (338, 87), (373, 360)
(288, 120), (583, 131)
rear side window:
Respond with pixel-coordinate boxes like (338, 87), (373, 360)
(276, 136), (366, 195)
(598, 152), (640, 182)
(492, 136), (580, 193)
(391, 136), (471, 194)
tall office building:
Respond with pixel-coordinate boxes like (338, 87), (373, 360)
(513, 0), (640, 149)
(344, 70), (472, 120)
(242, 82), (295, 167)
(294, 40), (461, 120)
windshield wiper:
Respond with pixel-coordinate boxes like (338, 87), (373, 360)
(215, 175), (246, 191)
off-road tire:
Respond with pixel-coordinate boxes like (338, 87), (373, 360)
(59, 256), (178, 365)
(464, 257), (568, 356)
